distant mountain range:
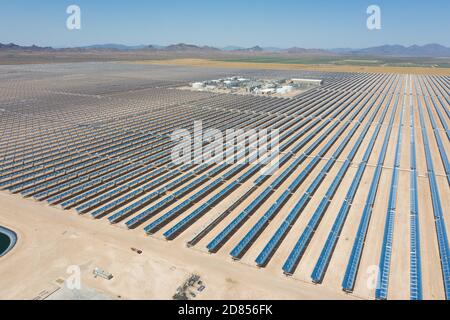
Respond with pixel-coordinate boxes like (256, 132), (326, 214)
(222, 46), (284, 52)
(162, 43), (220, 52)
(285, 47), (332, 55)
(81, 44), (150, 50)
(329, 44), (450, 57)
(0, 42), (52, 51)
(1, 42), (450, 58)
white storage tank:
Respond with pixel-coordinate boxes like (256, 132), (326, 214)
(276, 86), (293, 94)
(192, 82), (204, 89)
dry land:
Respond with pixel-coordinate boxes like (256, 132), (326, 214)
(130, 58), (450, 75)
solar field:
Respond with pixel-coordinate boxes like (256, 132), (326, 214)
(0, 62), (449, 300)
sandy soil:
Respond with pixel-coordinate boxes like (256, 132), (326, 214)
(129, 59), (450, 76)
(0, 191), (354, 300)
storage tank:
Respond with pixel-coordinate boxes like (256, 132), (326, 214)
(276, 86), (293, 94)
(192, 82), (204, 89)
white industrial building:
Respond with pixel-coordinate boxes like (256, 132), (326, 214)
(291, 78), (323, 85)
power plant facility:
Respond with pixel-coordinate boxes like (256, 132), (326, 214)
(187, 76), (323, 96)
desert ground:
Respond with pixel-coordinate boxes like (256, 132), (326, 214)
(0, 191), (351, 300)
(1, 49), (449, 75)
(130, 58), (450, 75)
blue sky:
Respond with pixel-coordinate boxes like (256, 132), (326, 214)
(0, 0), (448, 48)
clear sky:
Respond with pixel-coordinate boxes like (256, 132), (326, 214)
(0, 0), (448, 48)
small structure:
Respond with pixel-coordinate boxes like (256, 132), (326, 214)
(173, 274), (203, 300)
(291, 78), (323, 85)
(191, 82), (204, 90)
(256, 88), (276, 95)
(131, 247), (142, 254)
(276, 86), (294, 94)
(93, 267), (113, 280)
